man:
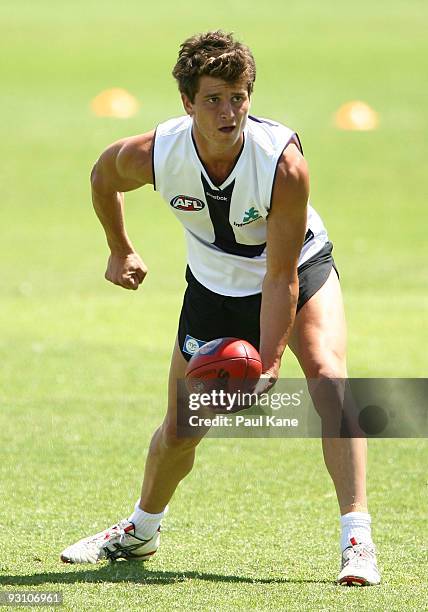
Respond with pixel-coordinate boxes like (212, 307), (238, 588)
(61, 31), (380, 586)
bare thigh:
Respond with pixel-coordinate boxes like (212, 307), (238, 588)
(289, 269), (347, 378)
(163, 338), (190, 437)
(163, 338), (210, 443)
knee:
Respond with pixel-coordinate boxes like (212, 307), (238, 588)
(304, 354), (347, 381)
(307, 365), (346, 399)
(305, 360), (346, 405)
(160, 419), (201, 452)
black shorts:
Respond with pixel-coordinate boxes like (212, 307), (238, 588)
(178, 241), (338, 361)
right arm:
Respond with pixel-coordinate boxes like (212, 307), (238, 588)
(90, 130), (155, 290)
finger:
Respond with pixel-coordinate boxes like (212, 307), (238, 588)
(134, 267), (146, 283)
(252, 380), (267, 396)
(253, 376), (276, 396)
(122, 275), (140, 290)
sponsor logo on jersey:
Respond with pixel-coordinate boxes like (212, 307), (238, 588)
(183, 334), (207, 355)
(171, 195), (205, 211)
(206, 192), (228, 201)
(233, 206), (262, 227)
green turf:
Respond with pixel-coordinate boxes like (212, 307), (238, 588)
(1, 0), (427, 609)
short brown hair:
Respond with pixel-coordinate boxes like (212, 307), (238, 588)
(172, 30), (256, 102)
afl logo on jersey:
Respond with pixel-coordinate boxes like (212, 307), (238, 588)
(170, 195), (205, 211)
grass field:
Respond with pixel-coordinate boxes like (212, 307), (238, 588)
(1, 0), (427, 610)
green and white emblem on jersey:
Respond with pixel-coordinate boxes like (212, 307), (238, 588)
(234, 207), (262, 227)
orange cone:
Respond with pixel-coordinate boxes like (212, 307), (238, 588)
(335, 101), (378, 131)
(91, 88), (139, 118)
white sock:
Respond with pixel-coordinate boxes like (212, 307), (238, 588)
(128, 500), (168, 539)
(340, 511), (372, 551)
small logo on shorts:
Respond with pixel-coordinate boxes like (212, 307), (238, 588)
(183, 335), (207, 356)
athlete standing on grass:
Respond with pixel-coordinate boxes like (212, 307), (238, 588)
(61, 31), (380, 586)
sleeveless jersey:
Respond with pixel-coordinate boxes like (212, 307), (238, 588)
(153, 114), (328, 297)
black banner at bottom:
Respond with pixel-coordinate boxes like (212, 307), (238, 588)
(176, 378), (428, 438)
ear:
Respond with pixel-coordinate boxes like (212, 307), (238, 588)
(181, 93), (194, 116)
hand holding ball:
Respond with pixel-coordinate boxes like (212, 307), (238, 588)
(185, 338), (262, 404)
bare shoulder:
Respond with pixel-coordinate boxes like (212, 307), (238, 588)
(116, 130), (155, 186)
(267, 142), (310, 273)
(272, 143), (309, 210)
(275, 143), (309, 195)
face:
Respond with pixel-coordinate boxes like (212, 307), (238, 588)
(182, 75), (251, 149)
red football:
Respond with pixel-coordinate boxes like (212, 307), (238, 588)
(185, 337), (262, 395)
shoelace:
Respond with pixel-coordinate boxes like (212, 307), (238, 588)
(104, 521), (149, 562)
(118, 523), (133, 546)
(89, 521), (131, 546)
(111, 521), (133, 545)
(343, 543), (376, 567)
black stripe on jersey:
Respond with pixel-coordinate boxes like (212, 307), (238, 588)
(248, 115), (279, 127)
(249, 116), (303, 154)
(303, 229), (314, 245)
(201, 173), (266, 258)
(293, 132), (304, 155)
(151, 127), (157, 191)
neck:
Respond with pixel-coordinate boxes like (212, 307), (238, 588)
(192, 126), (244, 185)
(193, 130), (244, 163)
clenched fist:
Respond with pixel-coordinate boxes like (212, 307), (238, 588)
(105, 253), (147, 290)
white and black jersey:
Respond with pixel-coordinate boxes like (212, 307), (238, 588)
(153, 114), (328, 297)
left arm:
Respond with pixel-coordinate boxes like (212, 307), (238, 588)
(259, 143), (309, 381)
